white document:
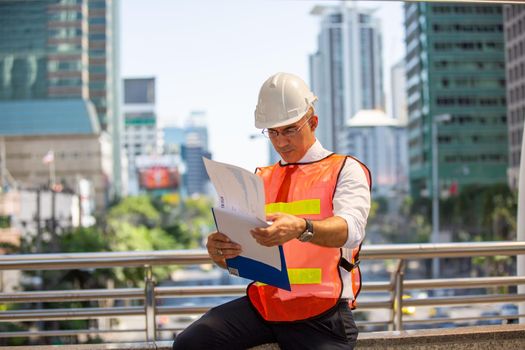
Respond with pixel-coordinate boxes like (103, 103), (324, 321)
(203, 157), (283, 271)
(203, 157), (266, 221)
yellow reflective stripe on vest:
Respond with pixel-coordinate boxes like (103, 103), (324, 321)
(255, 268), (322, 286)
(288, 268), (322, 284)
(265, 199), (321, 215)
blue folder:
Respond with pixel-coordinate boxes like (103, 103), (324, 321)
(211, 208), (291, 291)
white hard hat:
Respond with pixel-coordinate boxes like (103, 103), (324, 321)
(254, 72), (318, 129)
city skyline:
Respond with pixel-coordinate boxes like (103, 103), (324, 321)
(121, 0), (404, 171)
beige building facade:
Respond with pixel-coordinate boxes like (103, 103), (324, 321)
(4, 133), (112, 211)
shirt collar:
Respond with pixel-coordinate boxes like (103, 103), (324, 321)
(280, 139), (331, 165)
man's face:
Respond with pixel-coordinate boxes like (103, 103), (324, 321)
(267, 113), (318, 163)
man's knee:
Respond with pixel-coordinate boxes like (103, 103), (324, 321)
(172, 321), (215, 349)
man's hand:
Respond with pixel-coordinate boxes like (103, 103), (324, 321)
(250, 212), (305, 247)
(206, 231), (242, 268)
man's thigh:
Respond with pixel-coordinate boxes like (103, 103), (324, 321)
(271, 302), (358, 350)
(173, 296), (275, 350)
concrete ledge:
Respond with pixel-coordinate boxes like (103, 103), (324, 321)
(357, 324), (525, 349)
(0, 341), (281, 350)
(0, 343), (161, 350)
(1, 325), (523, 349)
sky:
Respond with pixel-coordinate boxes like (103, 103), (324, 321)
(121, 0), (405, 171)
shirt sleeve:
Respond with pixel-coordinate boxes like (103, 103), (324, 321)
(333, 157), (371, 249)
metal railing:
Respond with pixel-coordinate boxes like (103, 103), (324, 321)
(1, 241), (525, 342)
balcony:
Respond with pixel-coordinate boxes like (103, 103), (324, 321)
(0, 242), (524, 348)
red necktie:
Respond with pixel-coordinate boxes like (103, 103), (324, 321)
(275, 165), (297, 203)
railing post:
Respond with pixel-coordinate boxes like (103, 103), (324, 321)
(389, 266), (396, 331)
(392, 259), (405, 331)
(144, 265), (156, 342)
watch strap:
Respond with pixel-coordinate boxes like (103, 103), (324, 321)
(298, 219), (314, 242)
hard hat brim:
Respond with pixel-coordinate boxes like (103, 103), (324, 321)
(255, 114), (305, 129)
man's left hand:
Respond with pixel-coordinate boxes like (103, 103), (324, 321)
(250, 212), (305, 246)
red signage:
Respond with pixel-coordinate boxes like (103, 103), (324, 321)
(139, 167), (180, 190)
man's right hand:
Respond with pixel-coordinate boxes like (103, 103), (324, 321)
(206, 231), (242, 268)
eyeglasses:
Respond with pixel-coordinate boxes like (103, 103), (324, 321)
(261, 116), (312, 139)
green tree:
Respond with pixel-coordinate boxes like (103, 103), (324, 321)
(106, 195), (161, 228)
(441, 184), (517, 242)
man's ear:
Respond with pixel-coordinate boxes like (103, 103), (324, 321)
(310, 115), (319, 131)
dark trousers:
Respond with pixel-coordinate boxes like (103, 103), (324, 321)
(172, 296), (358, 350)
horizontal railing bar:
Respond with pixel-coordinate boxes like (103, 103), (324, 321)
(156, 285), (246, 297)
(356, 321), (394, 327)
(0, 328), (145, 338)
(0, 250), (210, 271)
(0, 250), (205, 262)
(363, 241), (525, 260)
(0, 288), (143, 303)
(403, 313), (525, 325)
(350, 300), (393, 309)
(1, 242), (524, 271)
(360, 281), (392, 292)
(154, 300), (394, 316)
(157, 319), (391, 334)
(402, 293), (525, 307)
(0, 256), (210, 271)
(0, 307), (144, 322)
(157, 326), (199, 333)
(156, 305), (211, 315)
(156, 283), (389, 297)
(403, 276), (525, 289)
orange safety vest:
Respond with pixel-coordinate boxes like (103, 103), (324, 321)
(247, 153), (372, 322)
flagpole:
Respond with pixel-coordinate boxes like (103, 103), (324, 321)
(43, 150), (56, 189)
(50, 158), (56, 189)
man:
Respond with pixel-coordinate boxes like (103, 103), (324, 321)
(173, 72), (371, 350)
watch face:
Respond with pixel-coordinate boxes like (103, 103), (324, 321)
(299, 230), (314, 242)
(298, 219), (314, 242)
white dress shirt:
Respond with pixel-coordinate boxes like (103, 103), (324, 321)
(280, 139), (371, 250)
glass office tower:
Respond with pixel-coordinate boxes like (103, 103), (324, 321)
(310, 5), (384, 154)
(404, 3), (508, 197)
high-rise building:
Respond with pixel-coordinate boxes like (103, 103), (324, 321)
(391, 59), (408, 126)
(185, 110), (209, 151)
(180, 111), (211, 196)
(0, 0), (122, 199)
(310, 4), (384, 154)
(181, 133), (211, 197)
(0, 1), (88, 100)
(347, 110), (408, 197)
(404, 3), (508, 198)
(503, 5), (525, 190)
(123, 77), (157, 194)
(162, 111), (212, 197)
(162, 126), (186, 154)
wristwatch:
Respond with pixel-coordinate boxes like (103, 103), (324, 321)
(298, 219), (314, 242)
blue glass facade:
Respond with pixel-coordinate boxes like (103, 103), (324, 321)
(0, 0), (122, 197)
(0, 99), (100, 135)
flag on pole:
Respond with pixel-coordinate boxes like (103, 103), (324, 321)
(42, 150), (54, 164)
(449, 181), (458, 196)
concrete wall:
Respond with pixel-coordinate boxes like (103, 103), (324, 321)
(2, 325), (524, 350)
